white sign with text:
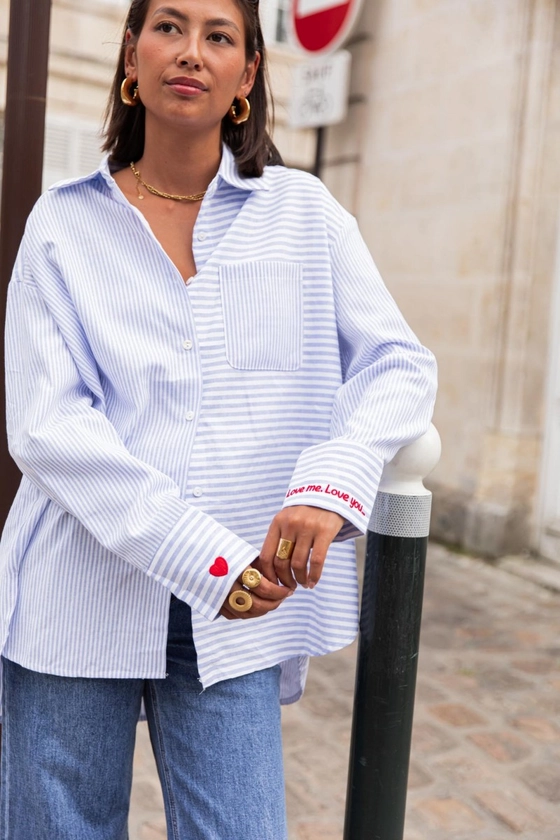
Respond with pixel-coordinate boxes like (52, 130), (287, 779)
(289, 50), (352, 130)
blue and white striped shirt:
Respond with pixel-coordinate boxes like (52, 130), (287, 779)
(1, 145), (437, 704)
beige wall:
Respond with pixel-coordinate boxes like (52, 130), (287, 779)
(314, 0), (560, 556)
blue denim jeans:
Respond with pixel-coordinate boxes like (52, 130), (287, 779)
(0, 596), (287, 840)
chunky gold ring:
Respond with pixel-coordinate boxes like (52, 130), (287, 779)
(242, 568), (262, 589)
(276, 538), (295, 561)
(228, 590), (253, 613)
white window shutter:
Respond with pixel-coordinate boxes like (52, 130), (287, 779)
(78, 126), (104, 173)
(260, 0), (279, 44)
(260, 0), (290, 44)
(42, 119), (102, 190)
(43, 122), (72, 188)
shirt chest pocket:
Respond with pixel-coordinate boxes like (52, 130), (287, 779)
(219, 261), (303, 371)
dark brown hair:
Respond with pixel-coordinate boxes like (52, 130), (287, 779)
(102, 0), (283, 177)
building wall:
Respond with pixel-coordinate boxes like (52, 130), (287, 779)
(308, 0), (560, 557)
(0, 0), (126, 186)
(267, 0), (560, 558)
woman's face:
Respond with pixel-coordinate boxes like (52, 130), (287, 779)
(125, 0), (260, 134)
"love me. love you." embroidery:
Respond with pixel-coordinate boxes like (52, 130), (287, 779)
(285, 484), (366, 516)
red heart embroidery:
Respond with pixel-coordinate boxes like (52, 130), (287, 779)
(209, 557), (229, 577)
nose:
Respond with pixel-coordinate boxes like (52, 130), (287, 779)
(176, 36), (203, 71)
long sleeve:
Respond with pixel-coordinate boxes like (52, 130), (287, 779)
(5, 243), (258, 621)
(282, 214), (437, 538)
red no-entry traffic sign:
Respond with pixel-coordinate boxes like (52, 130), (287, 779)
(291, 0), (364, 55)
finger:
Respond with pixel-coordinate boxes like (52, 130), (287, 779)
(219, 604), (243, 620)
(263, 523), (297, 590)
(259, 524), (281, 583)
(273, 552), (297, 590)
(223, 583), (291, 621)
(245, 589), (291, 618)
(308, 533), (331, 588)
(289, 536), (313, 588)
(252, 555), (277, 587)
(224, 595), (285, 620)
(243, 573), (293, 602)
(220, 584), (251, 620)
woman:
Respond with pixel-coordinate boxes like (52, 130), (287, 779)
(0, 0), (437, 837)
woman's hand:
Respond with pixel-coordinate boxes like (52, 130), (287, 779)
(219, 559), (293, 620)
(259, 506), (345, 590)
(219, 505), (345, 619)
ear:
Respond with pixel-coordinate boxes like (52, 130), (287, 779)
(236, 51), (261, 99)
(123, 29), (138, 78)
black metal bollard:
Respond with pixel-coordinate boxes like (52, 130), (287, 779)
(344, 425), (441, 840)
(0, 0), (52, 528)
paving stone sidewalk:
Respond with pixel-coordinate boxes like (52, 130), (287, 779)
(129, 543), (560, 839)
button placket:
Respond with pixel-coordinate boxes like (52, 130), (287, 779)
(192, 198), (211, 260)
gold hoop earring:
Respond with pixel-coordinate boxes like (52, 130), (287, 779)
(229, 97), (251, 125)
(120, 77), (139, 107)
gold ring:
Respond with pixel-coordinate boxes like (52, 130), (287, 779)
(228, 590), (253, 613)
(242, 568), (262, 589)
(276, 538), (295, 561)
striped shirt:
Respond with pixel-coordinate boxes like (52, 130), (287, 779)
(1, 145), (437, 704)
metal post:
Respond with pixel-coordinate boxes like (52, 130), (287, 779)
(344, 425), (441, 840)
(313, 126), (325, 179)
(0, 0), (52, 529)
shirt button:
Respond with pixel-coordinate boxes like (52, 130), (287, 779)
(192, 487), (203, 498)
(185, 276), (194, 286)
(185, 411), (195, 421)
(197, 231), (207, 241)
(183, 339), (193, 351)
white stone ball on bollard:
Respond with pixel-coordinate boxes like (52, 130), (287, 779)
(378, 424), (441, 497)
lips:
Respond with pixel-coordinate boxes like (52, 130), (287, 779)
(166, 76), (208, 94)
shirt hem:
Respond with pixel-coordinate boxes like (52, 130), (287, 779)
(0, 652), (169, 681)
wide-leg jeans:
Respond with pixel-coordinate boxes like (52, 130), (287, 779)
(0, 596), (287, 840)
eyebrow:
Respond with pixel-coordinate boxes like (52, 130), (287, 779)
(152, 6), (189, 21)
(151, 7), (241, 33)
(206, 18), (241, 33)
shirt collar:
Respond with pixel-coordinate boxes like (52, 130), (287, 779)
(48, 143), (270, 195)
(216, 144), (269, 192)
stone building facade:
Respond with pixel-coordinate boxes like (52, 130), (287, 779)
(1, 0), (560, 562)
(0, 0), (127, 185)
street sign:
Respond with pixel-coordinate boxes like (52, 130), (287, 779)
(289, 50), (351, 129)
(291, 0), (364, 54)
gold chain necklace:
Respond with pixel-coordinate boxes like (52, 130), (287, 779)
(130, 162), (207, 202)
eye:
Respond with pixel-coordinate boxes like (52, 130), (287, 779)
(208, 32), (234, 45)
(156, 21), (180, 35)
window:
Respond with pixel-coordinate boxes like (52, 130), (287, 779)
(43, 119), (103, 190)
(260, 0), (291, 45)
(274, 0), (291, 43)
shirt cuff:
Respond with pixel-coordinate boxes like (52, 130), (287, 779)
(282, 440), (383, 539)
(146, 505), (259, 621)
